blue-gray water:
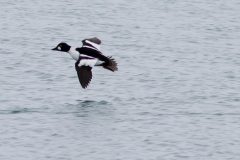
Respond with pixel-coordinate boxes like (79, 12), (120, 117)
(1, 0), (240, 159)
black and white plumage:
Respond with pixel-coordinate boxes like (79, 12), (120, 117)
(52, 37), (118, 89)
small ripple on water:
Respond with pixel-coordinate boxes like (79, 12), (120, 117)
(0, 108), (47, 115)
(154, 112), (240, 116)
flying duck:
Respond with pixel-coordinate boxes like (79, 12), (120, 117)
(52, 37), (118, 89)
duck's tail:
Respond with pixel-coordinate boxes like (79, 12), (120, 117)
(95, 56), (118, 72)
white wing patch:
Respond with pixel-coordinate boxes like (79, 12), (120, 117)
(78, 57), (98, 68)
(85, 40), (101, 51)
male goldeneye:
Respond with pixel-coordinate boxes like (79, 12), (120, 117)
(52, 37), (118, 89)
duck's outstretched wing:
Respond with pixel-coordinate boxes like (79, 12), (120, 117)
(83, 37), (101, 45)
(82, 37), (101, 50)
(75, 63), (92, 89)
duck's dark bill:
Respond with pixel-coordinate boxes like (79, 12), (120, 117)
(52, 47), (58, 50)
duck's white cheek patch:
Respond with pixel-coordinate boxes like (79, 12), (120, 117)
(58, 46), (61, 50)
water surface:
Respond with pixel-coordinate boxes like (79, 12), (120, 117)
(0, 0), (240, 159)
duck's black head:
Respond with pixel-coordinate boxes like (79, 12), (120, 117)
(52, 42), (71, 52)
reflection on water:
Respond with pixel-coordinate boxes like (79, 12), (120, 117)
(76, 100), (109, 108)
